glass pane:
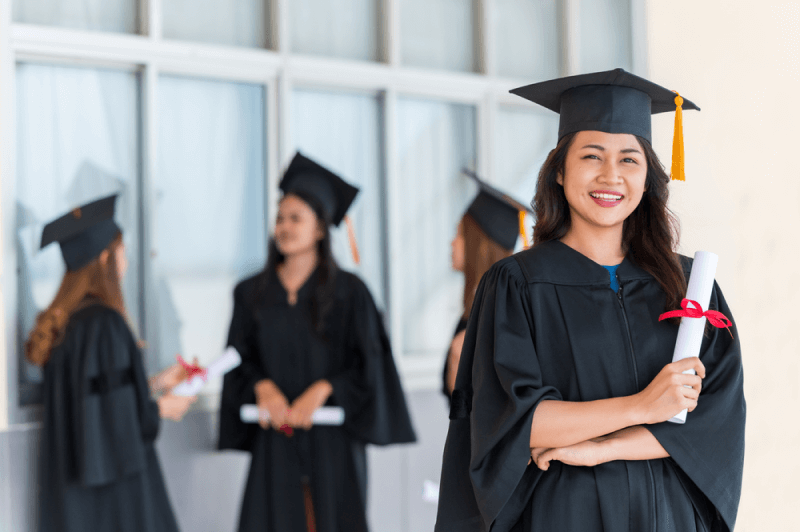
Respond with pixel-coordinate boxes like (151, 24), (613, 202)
(579, 0), (632, 73)
(396, 98), (476, 357)
(15, 63), (140, 404)
(291, 88), (385, 308)
(401, 0), (476, 72)
(153, 75), (266, 385)
(163, 0), (269, 48)
(492, 0), (560, 80)
(290, 0), (379, 61)
(495, 105), (559, 249)
(13, 0), (138, 33)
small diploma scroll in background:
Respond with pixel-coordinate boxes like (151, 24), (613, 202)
(668, 251), (718, 424)
(171, 347), (242, 396)
(240, 405), (346, 426)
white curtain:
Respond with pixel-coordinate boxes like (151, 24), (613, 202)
(492, 0), (561, 80)
(579, 0), (633, 73)
(13, 0), (137, 33)
(291, 88), (385, 308)
(401, 0), (476, 72)
(290, 0), (379, 61)
(163, 0), (268, 48)
(396, 97), (476, 357)
(14, 63), (139, 402)
(152, 75), (266, 383)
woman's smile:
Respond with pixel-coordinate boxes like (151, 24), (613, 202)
(589, 189), (625, 207)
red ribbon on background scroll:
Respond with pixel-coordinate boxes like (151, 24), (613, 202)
(176, 355), (208, 381)
(658, 298), (733, 337)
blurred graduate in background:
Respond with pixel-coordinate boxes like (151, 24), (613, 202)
(28, 195), (197, 532)
(443, 171), (531, 402)
(218, 153), (416, 532)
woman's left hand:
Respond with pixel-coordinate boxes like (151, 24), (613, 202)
(530, 438), (610, 471)
(287, 380), (334, 430)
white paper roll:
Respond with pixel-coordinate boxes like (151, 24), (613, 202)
(239, 404), (345, 426)
(668, 251), (718, 424)
(171, 347), (242, 396)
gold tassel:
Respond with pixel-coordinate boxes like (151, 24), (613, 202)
(518, 210), (530, 249)
(670, 93), (685, 181)
(344, 215), (360, 265)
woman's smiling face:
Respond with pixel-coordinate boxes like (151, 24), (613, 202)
(558, 130), (648, 233)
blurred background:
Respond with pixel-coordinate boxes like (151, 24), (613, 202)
(0, 0), (797, 530)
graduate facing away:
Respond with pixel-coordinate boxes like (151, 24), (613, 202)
(218, 153), (416, 532)
(443, 172), (530, 402)
(436, 69), (745, 532)
(28, 195), (197, 532)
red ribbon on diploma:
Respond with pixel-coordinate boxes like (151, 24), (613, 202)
(659, 298), (733, 336)
(176, 355), (208, 381)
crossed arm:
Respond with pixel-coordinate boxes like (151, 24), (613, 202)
(528, 357), (706, 470)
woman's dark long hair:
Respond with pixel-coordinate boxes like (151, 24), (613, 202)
(532, 132), (687, 312)
(257, 190), (338, 335)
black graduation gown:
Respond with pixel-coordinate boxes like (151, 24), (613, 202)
(218, 269), (416, 532)
(442, 318), (468, 404)
(39, 303), (179, 532)
(436, 241), (745, 532)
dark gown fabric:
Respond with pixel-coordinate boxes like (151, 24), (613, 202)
(442, 318), (469, 404)
(218, 268), (416, 532)
(39, 302), (179, 532)
(436, 241), (745, 532)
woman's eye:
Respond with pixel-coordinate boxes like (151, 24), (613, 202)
(582, 154), (600, 160)
(622, 157), (639, 164)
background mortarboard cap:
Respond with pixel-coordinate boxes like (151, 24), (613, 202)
(463, 169), (532, 251)
(279, 152), (359, 227)
(40, 194), (121, 271)
(510, 68), (699, 143)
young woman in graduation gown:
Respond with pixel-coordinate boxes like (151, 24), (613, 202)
(443, 174), (526, 402)
(218, 153), (416, 532)
(27, 195), (197, 532)
(436, 69), (745, 532)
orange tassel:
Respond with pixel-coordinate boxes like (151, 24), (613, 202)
(344, 215), (360, 265)
(518, 210), (530, 249)
(670, 93), (685, 181)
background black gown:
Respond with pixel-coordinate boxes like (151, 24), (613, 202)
(436, 241), (745, 532)
(39, 302), (179, 532)
(441, 318), (468, 406)
(218, 269), (416, 532)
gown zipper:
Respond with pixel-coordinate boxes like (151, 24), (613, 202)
(616, 277), (658, 531)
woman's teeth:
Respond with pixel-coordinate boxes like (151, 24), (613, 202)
(590, 192), (623, 200)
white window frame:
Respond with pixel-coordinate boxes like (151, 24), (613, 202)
(0, 0), (647, 428)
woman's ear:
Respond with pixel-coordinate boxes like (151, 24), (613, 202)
(556, 171), (564, 186)
(98, 249), (110, 266)
(316, 221), (326, 242)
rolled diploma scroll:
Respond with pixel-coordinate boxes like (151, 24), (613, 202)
(240, 404), (345, 426)
(667, 251), (718, 424)
(171, 347), (242, 396)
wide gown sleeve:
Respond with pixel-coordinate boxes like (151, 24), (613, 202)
(646, 282), (746, 532)
(218, 282), (262, 451)
(328, 277), (417, 445)
(436, 261), (562, 532)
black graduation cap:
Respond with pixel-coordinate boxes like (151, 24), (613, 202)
(464, 169), (533, 251)
(40, 194), (121, 271)
(279, 152), (359, 227)
(510, 68), (700, 180)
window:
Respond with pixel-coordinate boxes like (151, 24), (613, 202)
(149, 75), (267, 381)
(14, 63), (140, 405)
(396, 98), (476, 358)
(4, 0), (642, 414)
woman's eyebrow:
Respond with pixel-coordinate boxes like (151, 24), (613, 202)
(581, 144), (605, 150)
(621, 148), (642, 154)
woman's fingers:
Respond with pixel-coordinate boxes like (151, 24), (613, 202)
(673, 356), (706, 378)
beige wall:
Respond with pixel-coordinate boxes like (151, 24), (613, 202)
(647, 1), (800, 529)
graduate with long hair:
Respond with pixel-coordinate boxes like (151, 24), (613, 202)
(218, 153), (416, 532)
(436, 70), (745, 531)
(29, 195), (196, 532)
(443, 173), (529, 400)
